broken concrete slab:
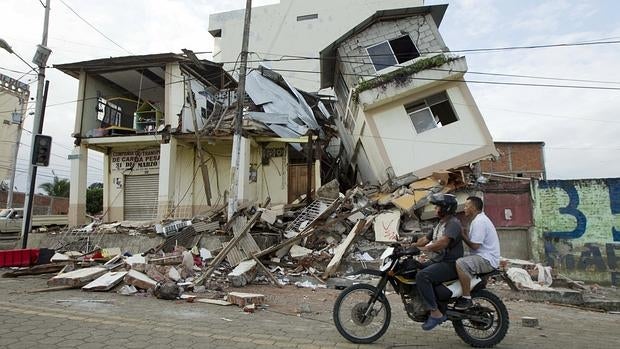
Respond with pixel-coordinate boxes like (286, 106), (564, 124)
(82, 271), (127, 291)
(124, 269), (157, 290)
(227, 292), (265, 307)
(48, 267), (108, 288)
(289, 245), (313, 259)
(196, 298), (233, 306)
(227, 260), (257, 287)
(260, 209), (278, 225)
(373, 210), (400, 242)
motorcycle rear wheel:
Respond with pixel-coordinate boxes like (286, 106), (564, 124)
(453, 289), (509, 347)
(333, 283), (391, 344)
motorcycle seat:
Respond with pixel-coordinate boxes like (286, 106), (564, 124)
(474, 269), (501, 278)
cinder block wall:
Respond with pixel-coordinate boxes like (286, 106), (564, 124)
(0, 191), (69, 215)
(335, 13), (447, 99)
(532, 178), (620, 285)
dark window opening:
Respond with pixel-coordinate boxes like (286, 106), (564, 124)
(405, 91), (458, 134)
(367, 35), (420, 71)
(297, 14), (318, 21)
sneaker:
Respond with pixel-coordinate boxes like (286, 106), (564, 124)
(454, 297), (473, 310)
(421, 314), (447, 331)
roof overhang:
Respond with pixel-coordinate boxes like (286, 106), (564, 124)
(319, 4), (448, 89)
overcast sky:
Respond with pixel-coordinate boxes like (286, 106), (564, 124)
(1, 0), (618, 193)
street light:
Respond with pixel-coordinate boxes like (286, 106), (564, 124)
(0, 38), (38, 73)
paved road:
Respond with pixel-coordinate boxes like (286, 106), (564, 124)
(0, 275), (618, 349)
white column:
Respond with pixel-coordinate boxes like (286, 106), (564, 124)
(157, 137), (177, 219)
(68, 144), (88, 226)
(236, 137), (251, 205)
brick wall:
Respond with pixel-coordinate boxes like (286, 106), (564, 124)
(532, 179), (620, 285)
(0, 191), (69, 215)
(480, 142), (545, 179)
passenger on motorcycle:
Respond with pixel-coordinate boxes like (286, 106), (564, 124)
(414, 193), (464, 331)
(454, 196), (501, 310)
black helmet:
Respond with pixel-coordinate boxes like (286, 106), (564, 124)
(429, 193), (458, 216)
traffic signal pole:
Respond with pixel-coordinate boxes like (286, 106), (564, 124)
(21, 0), (51, 249)
(21, 81), (49, 249)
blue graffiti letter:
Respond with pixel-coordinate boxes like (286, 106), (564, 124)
(608, 179), (620, 242)
(540, 181), (587, 239)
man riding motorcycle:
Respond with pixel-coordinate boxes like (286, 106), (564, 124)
(414, 193), (463, 330)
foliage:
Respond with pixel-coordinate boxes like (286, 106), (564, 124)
(86, 183), (103, 216)
(38, 176), (70, 198)
(351, 54), (459, 103)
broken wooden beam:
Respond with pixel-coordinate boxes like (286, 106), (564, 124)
(251, 254), (282, 288)
(2, 264), (65, 278)
(322, 219), (367, 279)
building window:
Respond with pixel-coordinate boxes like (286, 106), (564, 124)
(405, 91), (458, 134)
(367, 35), (420, 71)
(297, 14), (318, 21)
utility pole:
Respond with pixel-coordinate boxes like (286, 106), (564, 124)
(227, 0), (252, 220)
(21, 0), (51, 248)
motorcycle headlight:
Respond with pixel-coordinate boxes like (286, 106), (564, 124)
(380, 256), (393, 272)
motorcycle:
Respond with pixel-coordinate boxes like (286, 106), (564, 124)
(332, 244), (509, 347)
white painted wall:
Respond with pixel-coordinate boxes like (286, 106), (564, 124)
(367, 82), (497, 181)
(0, 93), (26, 182)
(208, 0), (423, 92)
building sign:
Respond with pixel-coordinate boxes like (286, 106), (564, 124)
(111, 149), (160, 172)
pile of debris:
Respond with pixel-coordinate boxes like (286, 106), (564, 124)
(3, 169), (481, 302)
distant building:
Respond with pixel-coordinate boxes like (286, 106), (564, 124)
(208, 0), (422, 92)
(0, 73), (30, 196)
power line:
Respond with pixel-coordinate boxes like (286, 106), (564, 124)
(58, 0), (132, 55)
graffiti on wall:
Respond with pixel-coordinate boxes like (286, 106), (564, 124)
(537, 179), (620, 285)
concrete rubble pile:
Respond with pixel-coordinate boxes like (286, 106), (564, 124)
(5, 167), (617, 311)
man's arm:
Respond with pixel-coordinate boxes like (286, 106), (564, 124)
(463, 219), (483, 250)
(415, 235), (430, 247)
(419, 235), (451, 252)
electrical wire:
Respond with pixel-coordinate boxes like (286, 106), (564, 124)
(57, 0), (132, 55)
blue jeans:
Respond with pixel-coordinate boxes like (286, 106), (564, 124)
(416, 261), (458, 310)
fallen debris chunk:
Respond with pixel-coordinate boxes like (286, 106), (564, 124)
(154, 282), (182, 300)
(47, 267), (108, 288)
(228, 260), (257, 287)
(2, 264), (65, 278)
(124, 269), (157, 290)
(243, 303), (256, 313)
(117, 285), (138, 295)
(522, 317), (539, 328)
(290, 245), (313, 259)
(227, 292), (265, 307)
(374, 210), (400, 242)
(82, 271), (127, 291)
(196, 298), (233, 306)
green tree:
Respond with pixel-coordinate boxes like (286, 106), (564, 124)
(38, 176), (70, 197)
(86, 182), (103, 215)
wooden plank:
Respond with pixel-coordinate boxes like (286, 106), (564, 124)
(82, 271), (127, 291)
(251, 254), (282, 288)
(2, 264), (65, 278)
(322, 220), (367, 279)
(196, 298), (233, 306)
(47, 267), (108, 287)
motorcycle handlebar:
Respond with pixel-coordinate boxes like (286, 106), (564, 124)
(391, 244), (421, 257)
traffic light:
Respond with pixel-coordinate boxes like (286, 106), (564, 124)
(32, 135), (52, 167)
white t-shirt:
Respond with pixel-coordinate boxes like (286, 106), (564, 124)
(468, 212), (500, 268)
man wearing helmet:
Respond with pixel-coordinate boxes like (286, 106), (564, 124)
(413, 193), (464, 331)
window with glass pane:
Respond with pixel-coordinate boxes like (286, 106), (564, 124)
(367, 42), (397, 71)
(406, 92), (458, 134)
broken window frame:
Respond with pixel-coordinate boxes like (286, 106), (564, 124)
(366, 35), (420, 72)
(405, 91), (459, 134)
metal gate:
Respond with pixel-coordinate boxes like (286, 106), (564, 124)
(124, 174), (158, 221)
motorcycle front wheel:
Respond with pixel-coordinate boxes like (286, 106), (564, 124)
(332, 283), (391, 344)
(452, 289), (509, 347)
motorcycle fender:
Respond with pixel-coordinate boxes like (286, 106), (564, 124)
(445, 276), (482, 298)
(346, 269), (384, 277)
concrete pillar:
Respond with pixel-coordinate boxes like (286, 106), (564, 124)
(237, 137), (251, 205)
(68, 144), (88, 226)
(157, 137), (177, 219)
(102, 153), (110, 222)
(164, 63), (183, 128)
